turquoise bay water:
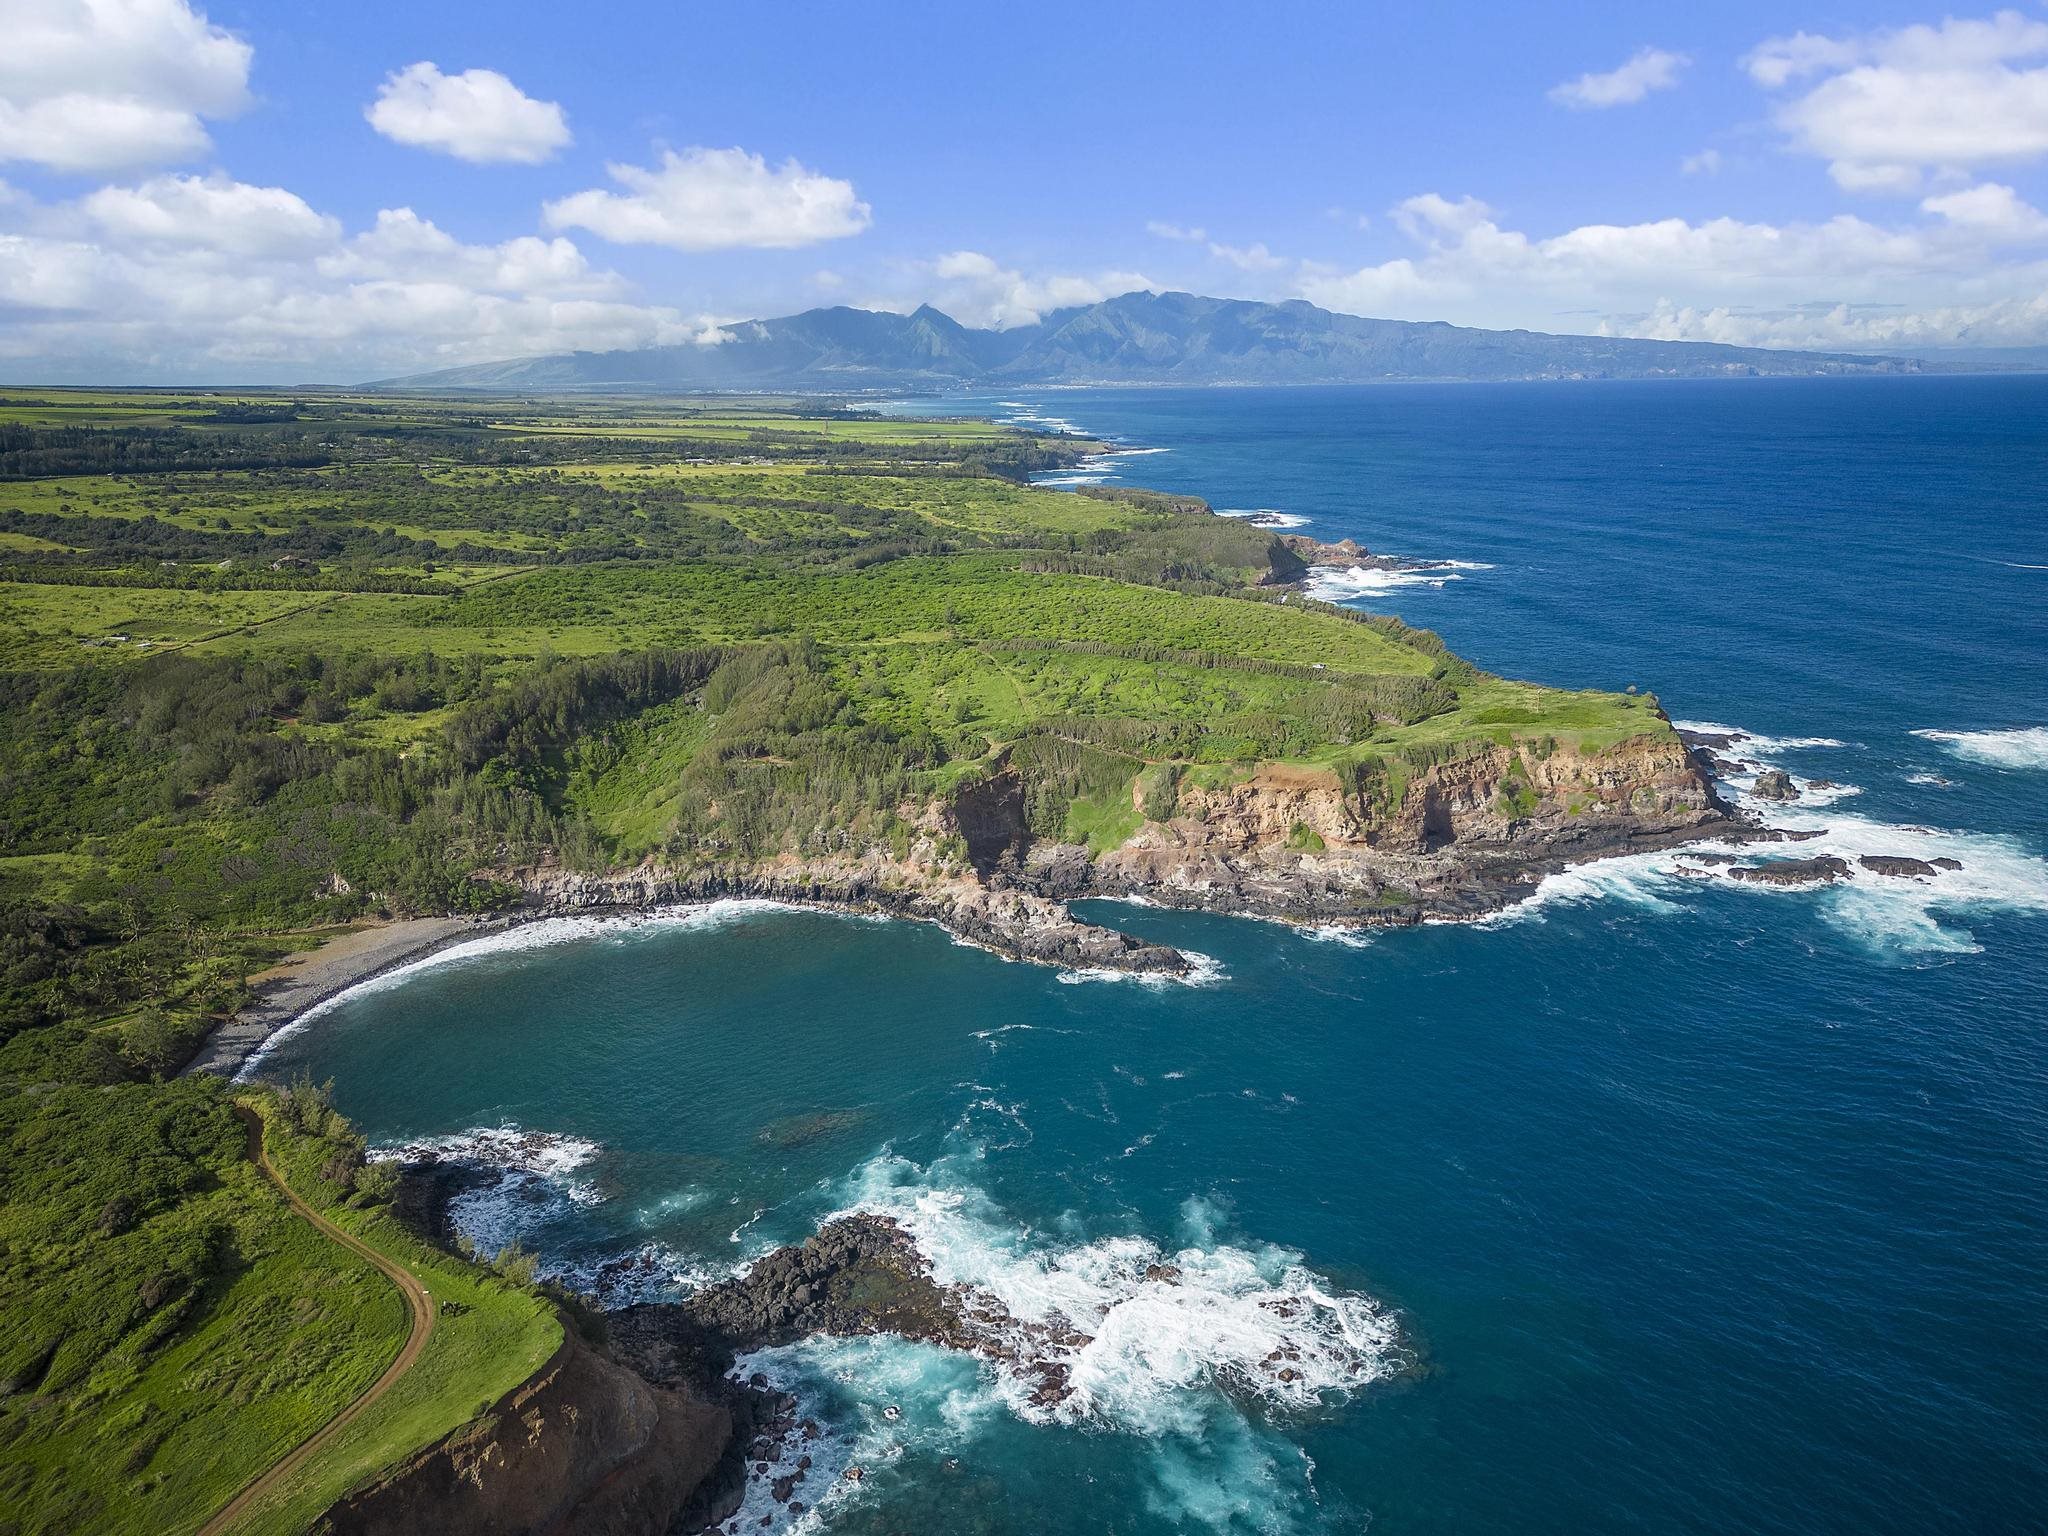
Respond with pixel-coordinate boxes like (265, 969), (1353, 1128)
(259, 381), (2048, 1533)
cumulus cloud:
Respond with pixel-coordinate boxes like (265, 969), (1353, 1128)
(80, 174), (337, 257)
(0, 176), (716, 380)
(1921, 180), (2048, 239)
(1746, 12), (2048, 192)
(1623, 294), (2048, 351)
(0, 0), (251, 172)
(366, 62), (570, 164)
(544, 146), (870, 250)
(1681, 149), (1723, 177)
(1146, 220), (1207, 242)
(1549, 47), (1688, 109)
(899, 250), (1157, 329)
(1296, 185), (2048, 346)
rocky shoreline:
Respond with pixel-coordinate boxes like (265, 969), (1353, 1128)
(197, 724), (1767, 1080)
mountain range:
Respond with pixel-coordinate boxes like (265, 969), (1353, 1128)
(379, 290), (1922, 391)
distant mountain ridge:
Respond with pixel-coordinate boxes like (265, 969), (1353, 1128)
(379, 290), (1922, 391)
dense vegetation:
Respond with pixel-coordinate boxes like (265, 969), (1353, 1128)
(0, 387), (1664, 1534)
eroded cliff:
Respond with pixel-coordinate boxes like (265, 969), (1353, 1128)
(313, 1330), (730, 1536)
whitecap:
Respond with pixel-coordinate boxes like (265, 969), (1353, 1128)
(1910, 726), (2048, 771)
(1303, 925), (1374, 948)
(1216, 507), (1313, 529)
(1670, 720), (1847, 754)
(1304, 560), (1493, 602)
(1057, 950), (1225, 988)
(1494, 722), (2048, 956)
(824, 1154), (1403, 1433)
(369, 1128), (608, 1281)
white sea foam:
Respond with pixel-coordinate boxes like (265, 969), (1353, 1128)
(1216, 507), (1313, 529)
(375, 1123), (601, 1181)
(374, 1125), (602, 1257)
(1304, 559), (1493, 602)
(1910, 726), (2048, 771)
(824, 1157), (1402, 1432)
(707, 1156), (1385, 1530)
(1057, 949), (1226, 988)
(1304, 924), (1375, 948)
(1496, 723), (2048, 956)
(1671, 720), (1847, 754)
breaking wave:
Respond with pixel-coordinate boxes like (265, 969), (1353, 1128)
(1490, 722), (2048, 957)
(1910, 726), (2048, 771)
(703, 1149), (1398, 1532)
(821, 1158), (1401, 1428)
(1217, 507), (1314, 529)
(1304, 560), (1493, 602)
(372, 1123), (710, 1305)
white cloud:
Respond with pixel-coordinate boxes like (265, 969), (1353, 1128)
(1147, 219), (1286, 272)
(1747, 12), (2048, 192)
(81, 174), (337, 257)
(544, 146), (870, 251)
(1681, 149), (1723, 177)
(1921, 180), (2048, 239)
(0, 177), (714, 379)
(1391, 192), (1498, 244)
(1623, 294), (2048, 351)
(1549, 47), (1688, 109)
(899, 250), (1157, 329)
(365, 62), (570, 164)
(1296, 186), (2048, 346)
(0, 0), (251, 172)
(1209, 240), (1284, 271)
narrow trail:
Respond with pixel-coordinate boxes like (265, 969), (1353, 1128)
(196, 1107), (437, 1536)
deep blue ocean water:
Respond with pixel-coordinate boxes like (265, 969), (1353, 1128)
(257, 380), (2048, 1534)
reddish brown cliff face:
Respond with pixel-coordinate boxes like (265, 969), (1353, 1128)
(314, 1331), (730, 1536)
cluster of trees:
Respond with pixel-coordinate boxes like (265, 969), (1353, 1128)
(0, 424), (333, 480)
(656, 644), (940, 861)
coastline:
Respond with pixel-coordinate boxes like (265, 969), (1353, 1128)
(183, 915), (516, 1080)
(192, 807), (1744, 1083)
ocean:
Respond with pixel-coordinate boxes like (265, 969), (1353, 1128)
(252, 379), (2048, 1534)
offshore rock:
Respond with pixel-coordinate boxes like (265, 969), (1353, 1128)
(1728, 856), (1852, 886)
(1751, 768), (1800, 801)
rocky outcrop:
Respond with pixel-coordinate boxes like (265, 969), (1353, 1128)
(1751, 768), (1799, 801)
(511, 859), (1187, 977)
(314, 1330), (730, 1536)
(612, 1217), (1087, 1423)
(1860, 855), (1960, 879)
(1729, 856), (1851, 886)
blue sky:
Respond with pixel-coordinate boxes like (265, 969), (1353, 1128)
(6, 0), (2048, 379)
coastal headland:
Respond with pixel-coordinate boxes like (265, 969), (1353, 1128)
(4, 390), (1747, 1535)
